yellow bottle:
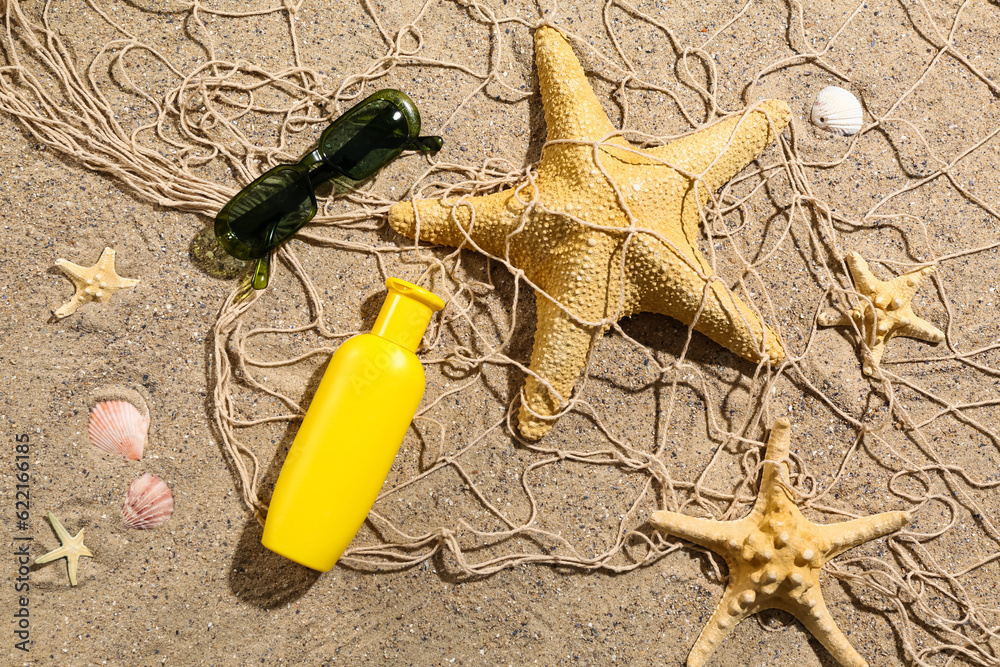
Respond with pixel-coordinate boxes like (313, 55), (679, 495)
(261, 277), (444, 571)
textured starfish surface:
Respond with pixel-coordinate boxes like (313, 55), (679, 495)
(650, 418), (910, 667)
(53, 246), (139, 318)
(818, 252), (944, 376)
(35, 512), (94, 586)
(389, 26), (790, 440)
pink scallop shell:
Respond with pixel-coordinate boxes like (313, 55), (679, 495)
(122, 473), (174, 529)
(88, 400), (149, 461)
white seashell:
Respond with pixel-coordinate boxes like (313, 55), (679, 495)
(88, 400), (149, 461)
(122, 473), (174, 529)
(811, 86), (863, 136)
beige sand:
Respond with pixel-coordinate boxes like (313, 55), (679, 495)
(2, 1), (999, 665)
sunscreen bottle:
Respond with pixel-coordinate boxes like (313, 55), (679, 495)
(262, 277), (444, 571)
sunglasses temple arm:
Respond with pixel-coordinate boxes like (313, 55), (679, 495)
(251, 253), (271, 290)
(250, 214), (285, 290)
(410, 136), (444, 153)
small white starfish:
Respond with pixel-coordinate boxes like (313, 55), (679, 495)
(53, 246), (139, 318)
(35, 512), (93, 586)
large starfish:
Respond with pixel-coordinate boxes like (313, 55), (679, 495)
(53, 246), (139, 318)
(35, 512), (94, 586)
(389, 26), (790, 439)
(818, 252), (944, 376)
(651, 418), (911, 667)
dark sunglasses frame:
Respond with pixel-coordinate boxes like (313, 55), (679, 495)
(215, 89), (442, 289)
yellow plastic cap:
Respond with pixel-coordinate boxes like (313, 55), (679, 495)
(371, 278), (445, 352)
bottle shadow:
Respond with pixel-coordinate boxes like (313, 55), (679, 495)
(226, 358), (333, 608)
(228, 517), (322, 608)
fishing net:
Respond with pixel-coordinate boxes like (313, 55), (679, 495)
(2, 0), (998, 663)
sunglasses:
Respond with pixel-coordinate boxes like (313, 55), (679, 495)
(214, 89), (443, 289)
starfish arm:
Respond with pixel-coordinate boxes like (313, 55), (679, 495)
(687, 276), (785, 363)
(816, 511), (910, 560)
(762, 417), (792, 462)
(647, 100), (790, 198)
(516, 292), (605, 440)
(66, 554), (80, 586)
(93, 280), (139, 304)
(34, 545), (70, 565)
(54, 258), (90, 286)
(685, 587), (752, 667)
(776, 593), (869, 667)
(888, 266), (934, 303)
(534, 26), (619, 144)
(47, 512), (72, 542)
(666, 102), (789, 256)
(96, 247), (117, 265)
(649, 510), (748, 552)
(388, 188), (524, 259)
(894, 314), (945, 344)
(631, 240), (785, 362)
(113, 277), (141, 290)
(54, 293), (89, 319)
(750, 418), (800, 514)
(843, 253), (881, 295)
(862, 339), (886, 376)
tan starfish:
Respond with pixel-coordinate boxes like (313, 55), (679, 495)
(35, 512), (94, 586)
(818, 252), (944, 376)
(389, 26), (790, 440)
(651, 418), (910, 667)
(53, 247), (139, 318)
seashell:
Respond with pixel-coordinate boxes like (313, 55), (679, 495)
(88, 400), (149, 461)
(811, 86), (863, 136)
(122, 473), (174, 529)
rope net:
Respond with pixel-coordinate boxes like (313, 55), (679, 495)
(2, 0), (999, 663)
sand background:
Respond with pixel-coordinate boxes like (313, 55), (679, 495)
(2, 0), (1000, 665)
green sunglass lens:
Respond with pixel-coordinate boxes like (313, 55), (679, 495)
(215, 167), (316, 260)
(320, 99), (413, 181)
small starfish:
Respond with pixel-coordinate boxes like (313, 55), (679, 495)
(53, 247), (139, 318)
(651, 418), (910, 667)
(818, 252), (944, 376)
(35, 512), (93, 586)
(389, 25), (790, 440)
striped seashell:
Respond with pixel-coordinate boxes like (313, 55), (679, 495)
(811, 86), (863, 136)
(122, 473), (174, 529)
(88, 400), (149, 461)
